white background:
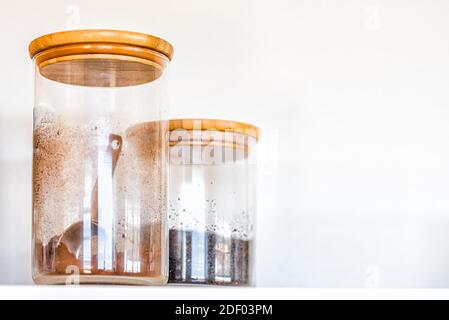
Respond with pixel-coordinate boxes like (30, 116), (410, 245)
(2, 0), (449, 288)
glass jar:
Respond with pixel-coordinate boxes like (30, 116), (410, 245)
(29, 30), (173, 285)
(168, 119), (259, 285)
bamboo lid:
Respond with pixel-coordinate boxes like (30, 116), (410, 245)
(29, 30), (173, 87)
(169, 119), (260, 140)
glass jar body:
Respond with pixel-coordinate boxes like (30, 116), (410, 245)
(32, 63), (169, 285)
(168, 126), (257, 285)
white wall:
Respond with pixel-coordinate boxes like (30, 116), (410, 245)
(2, 0), (449, 287)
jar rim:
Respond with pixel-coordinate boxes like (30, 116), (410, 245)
(28, 29), (174, 61)
(169, 119), (260, 140)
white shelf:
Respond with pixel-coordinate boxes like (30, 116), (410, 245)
(1, 287), (449, 300)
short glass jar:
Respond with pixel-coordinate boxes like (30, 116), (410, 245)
(168, 119), (259, 285)
(30, 30), (173, 285)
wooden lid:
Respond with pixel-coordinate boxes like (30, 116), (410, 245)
(29, 29), (173, 60)
(169, 119), (260, 140)
(29, 30), (173, 87)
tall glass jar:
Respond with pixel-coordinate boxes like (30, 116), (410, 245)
(29, 30), (173, 285)
(168, 119), (259, 285)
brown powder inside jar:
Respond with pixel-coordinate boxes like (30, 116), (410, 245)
(33, 118), (167, 283)
(34, 222), (162, 277)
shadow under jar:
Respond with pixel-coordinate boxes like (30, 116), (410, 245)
(30, 30), (173, 285)
(168, 119), (259, 286)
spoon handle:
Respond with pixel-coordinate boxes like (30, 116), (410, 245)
(91, 133), (123, 222)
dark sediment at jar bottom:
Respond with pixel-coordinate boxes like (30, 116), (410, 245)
(168, 229), (251, 285)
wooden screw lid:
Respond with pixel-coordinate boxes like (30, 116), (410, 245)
(169, 119), (260, 141)
(29, 30), (173, 87)
(29, 29), (173, 60)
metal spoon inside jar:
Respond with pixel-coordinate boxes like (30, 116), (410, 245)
(55, 133), (123, 266)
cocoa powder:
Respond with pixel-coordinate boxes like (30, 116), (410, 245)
(33, 117), (167, 282)
(34, 222), (162, 277)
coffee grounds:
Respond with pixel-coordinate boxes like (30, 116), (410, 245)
(169, 229), (251, 285)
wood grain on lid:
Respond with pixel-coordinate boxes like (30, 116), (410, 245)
(29, 29), (173, 60)
(169, 119), (260, 140)
(29, 30), (173, 87)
